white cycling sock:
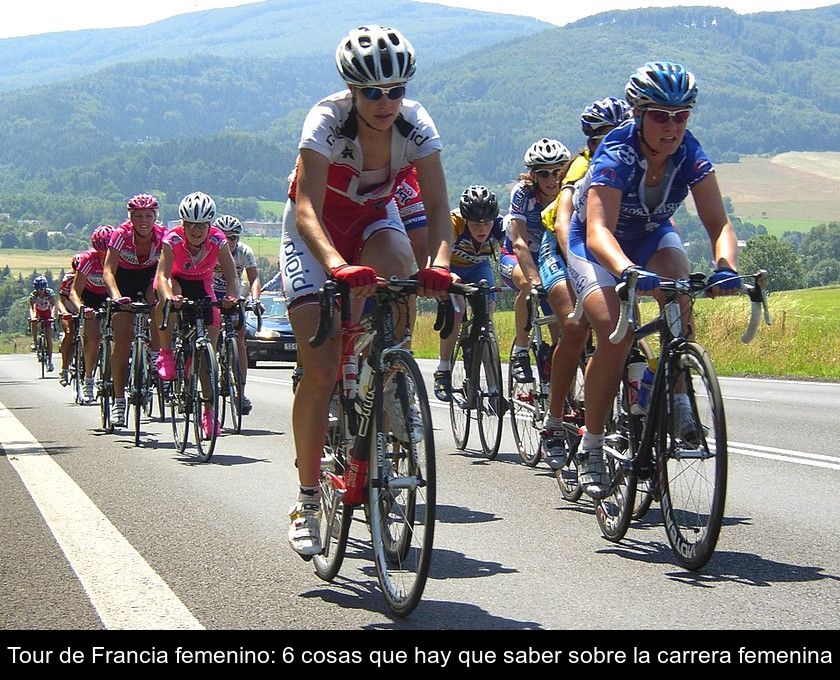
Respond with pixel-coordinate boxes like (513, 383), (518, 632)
(581, 428), (605, 451)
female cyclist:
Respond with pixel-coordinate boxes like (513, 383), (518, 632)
(500, 138), (571, 384)
(280, 25), (453, 557)
(155, 192), (240, 439)
(103, 193), (165, 427)
(71, 226), (115, 403)
(538, 97), (632, 468)
(567, 62), (740, 499)
(28, 276), (56, 372)
(433, 185), (504, 401)
(212, 214), (262, 415)
(56, 255), (82, 386)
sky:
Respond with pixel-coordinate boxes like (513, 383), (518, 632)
(0, 0), (836, 39)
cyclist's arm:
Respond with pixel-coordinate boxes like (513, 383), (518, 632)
(413, 151), (452, 271)
(553, 187), (575, 261)
(509, 217), (540, 285)
(70, 272), (86, 311)
(690, 173), (737, 271)
(585, 184), (633, 277)
(103, 247), (122, 300)
(155, 243), (175, 302)
(217, 245), (241, 299)
(245, 265), (261, 305)
(56, 294), (72, 316)
(295, 148), (345, 272)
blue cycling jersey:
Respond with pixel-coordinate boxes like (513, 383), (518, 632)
(504, 181), (549, 254)
(569, 121), (714, 242)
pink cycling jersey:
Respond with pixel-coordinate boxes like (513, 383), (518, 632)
(77, 250), (107, 294)
(163, 225), (227, 283)
(59, 272), (74, 298)
(109, 220), (165, 269)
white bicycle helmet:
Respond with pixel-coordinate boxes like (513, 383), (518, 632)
(213, 214), (242, 235)
(335, 25), (416, 86)
(179, 192), (216, 223)
(524, 138), (571, 168)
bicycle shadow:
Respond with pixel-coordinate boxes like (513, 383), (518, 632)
(597, 535), (840, 588)
(435, 504), (502, 525)
(235, 428), (284, 437)
(301, 580), (542, 630)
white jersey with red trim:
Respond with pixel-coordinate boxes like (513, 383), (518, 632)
(287, 90), (442, 213)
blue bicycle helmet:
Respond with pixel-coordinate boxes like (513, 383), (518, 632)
(580, 97), (632, 137)
(625, 62), (698, 109)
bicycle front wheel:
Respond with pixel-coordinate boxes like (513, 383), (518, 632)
(369, 353), (435, 617)
(476, 333), (504, 460)
(129, 340), (144, 446)
(170, 351), (189, 453)
(225, 340), (243, 434)
(509, 342), (542, 466)
(73, 337), (85, 404)
(448, 332), (471, 449)
(98, 338), (113, 433)
(38, 335), (46, 379)
(660, 342), (727, 571)
(313, 385), (352, 581)
(191, 343), (219, 463)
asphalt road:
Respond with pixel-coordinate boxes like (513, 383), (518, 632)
(1, 353), (838, 631)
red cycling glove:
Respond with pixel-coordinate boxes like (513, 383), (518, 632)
(417, 266), (452, 293)
(330, 264), (377, 289)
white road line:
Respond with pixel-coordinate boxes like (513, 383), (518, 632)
(0, 401), (203, 630)
(729, 447), (840, 471)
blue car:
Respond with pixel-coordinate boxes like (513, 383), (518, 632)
(245, 294), (297, 367)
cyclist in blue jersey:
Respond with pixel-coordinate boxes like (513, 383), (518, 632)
(500, 138), (571, 383)
(566, 62), (741, 499)
(538, 97), (632, 468)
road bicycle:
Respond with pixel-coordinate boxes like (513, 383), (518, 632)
(449, 280), (505, 459)
(96, 303), (115, 433)
(217, 299), (258, 434)
(32, 317), (54, 379)
(309, 277), (463, 617)
(120, 300), (156, 447)
(583, 269), (771, 570)
(160, 297), (225, 463)
(66, 313), (87, 404)
(508, 286), (556, 466)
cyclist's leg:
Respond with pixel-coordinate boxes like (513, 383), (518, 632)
(111, 311), (132, 402)
(236, 325), (250, 411)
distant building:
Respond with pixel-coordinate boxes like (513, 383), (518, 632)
(243, 221), (282, 237)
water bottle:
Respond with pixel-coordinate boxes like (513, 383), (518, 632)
(355, 358), (373, 412)
(341, 353), (358, 399)
(538, 343), (553, 383)
(627, 351), (647, 415)
(637, 367), (655, 414)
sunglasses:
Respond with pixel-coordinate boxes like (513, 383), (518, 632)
(645, 108), (691, 124)
(183, 221), (210, 230)
(533, 168), (563, 179)
(358, 84), (406, 101)
(227, 235), (239, 241)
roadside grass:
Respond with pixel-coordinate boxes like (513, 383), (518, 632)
(412, 286), (840, 380)
(0, 249), (76, 278)
(257, 200), (285, 217)
(240, 235), (281, 261)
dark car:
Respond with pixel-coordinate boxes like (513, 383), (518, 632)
(245, 294), (297, 367)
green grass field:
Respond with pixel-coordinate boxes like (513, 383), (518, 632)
(0, 249), (76, 278)
(413, 286), (840, 380)
(240, 235), (281, 261)
(257, 200), (285, 217)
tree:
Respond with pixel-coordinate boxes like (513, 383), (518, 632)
(738, 235), (803, 292)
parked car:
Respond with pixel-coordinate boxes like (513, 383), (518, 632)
(245, 293), (297, 367)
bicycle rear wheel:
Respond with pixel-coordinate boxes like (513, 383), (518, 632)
(224, 340), (243, 434)
(370, 354), (435, 617)
(38, 335), (46, 379)
(73, 336), (85, 404)
(313, 385), (352, 581)
(98, 337), (113, 433)
(448, 332), (471, 450)
(660, 342), (727, 571)
(170, 351), (189, 453)
(595, 384), (638, 542)
(509, 342), (542, 466)
(191, 343), (219, 463)
(556, 362), (586, 502)
(476, 333), (504, 460)
(129, 340), (145, 447)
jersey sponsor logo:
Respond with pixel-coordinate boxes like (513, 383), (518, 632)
(393, 180), (419, 206)
(340, 147), (355, 160)
(596, 168), (619, 183)
(324, 124), (342, 148)
(615, 147), (637, 165)
(408, 128), (430, 147)
(694, 158), (712, 174)
(283, 241), (314, 294)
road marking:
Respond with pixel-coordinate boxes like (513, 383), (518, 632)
(0, 401), (203, 630)
(729, 440), (840, 470)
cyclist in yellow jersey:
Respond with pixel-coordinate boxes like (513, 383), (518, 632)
(433, 186), (503, 401)
(537, 97), (632, 468)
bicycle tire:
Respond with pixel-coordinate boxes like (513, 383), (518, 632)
(556, 428), (583, 502)
(170, 350), (189, 453)
(632, 478), (656, 520)
(130, 339), (144, 447)
(509, 341), (542, 466)
(191, 343), (219, 463)
(226, 339), (243, 434)
(448, 332), (471, 450)
(313, 385), (352, 581)
(595, 383), (638, 542)
(37, 334), (46, 379)
(141, 346), (154, 419)
(476, 333), (504, 460)
(98, 336), (113, 433)
(659, 342), (727, 571)
(369, 353), (435, 617)
(73, 335), (85, 404)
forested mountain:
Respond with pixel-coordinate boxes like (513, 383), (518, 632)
(0, 0), (548, 92)
(3, 3), (840, 222)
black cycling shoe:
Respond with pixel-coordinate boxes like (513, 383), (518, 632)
(510, 350), (533, 383)
(433, 370), (452, 402)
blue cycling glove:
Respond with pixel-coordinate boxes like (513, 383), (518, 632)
(708, 267), (741, 292)
(621, 266), (660, 292)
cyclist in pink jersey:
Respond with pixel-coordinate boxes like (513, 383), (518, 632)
(281, 25), (454, 558)
(56, 254), (81, 386)
(71, 226), (114, 402)
(103, 193), (166, 427)
(155, 192), (240, 438)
